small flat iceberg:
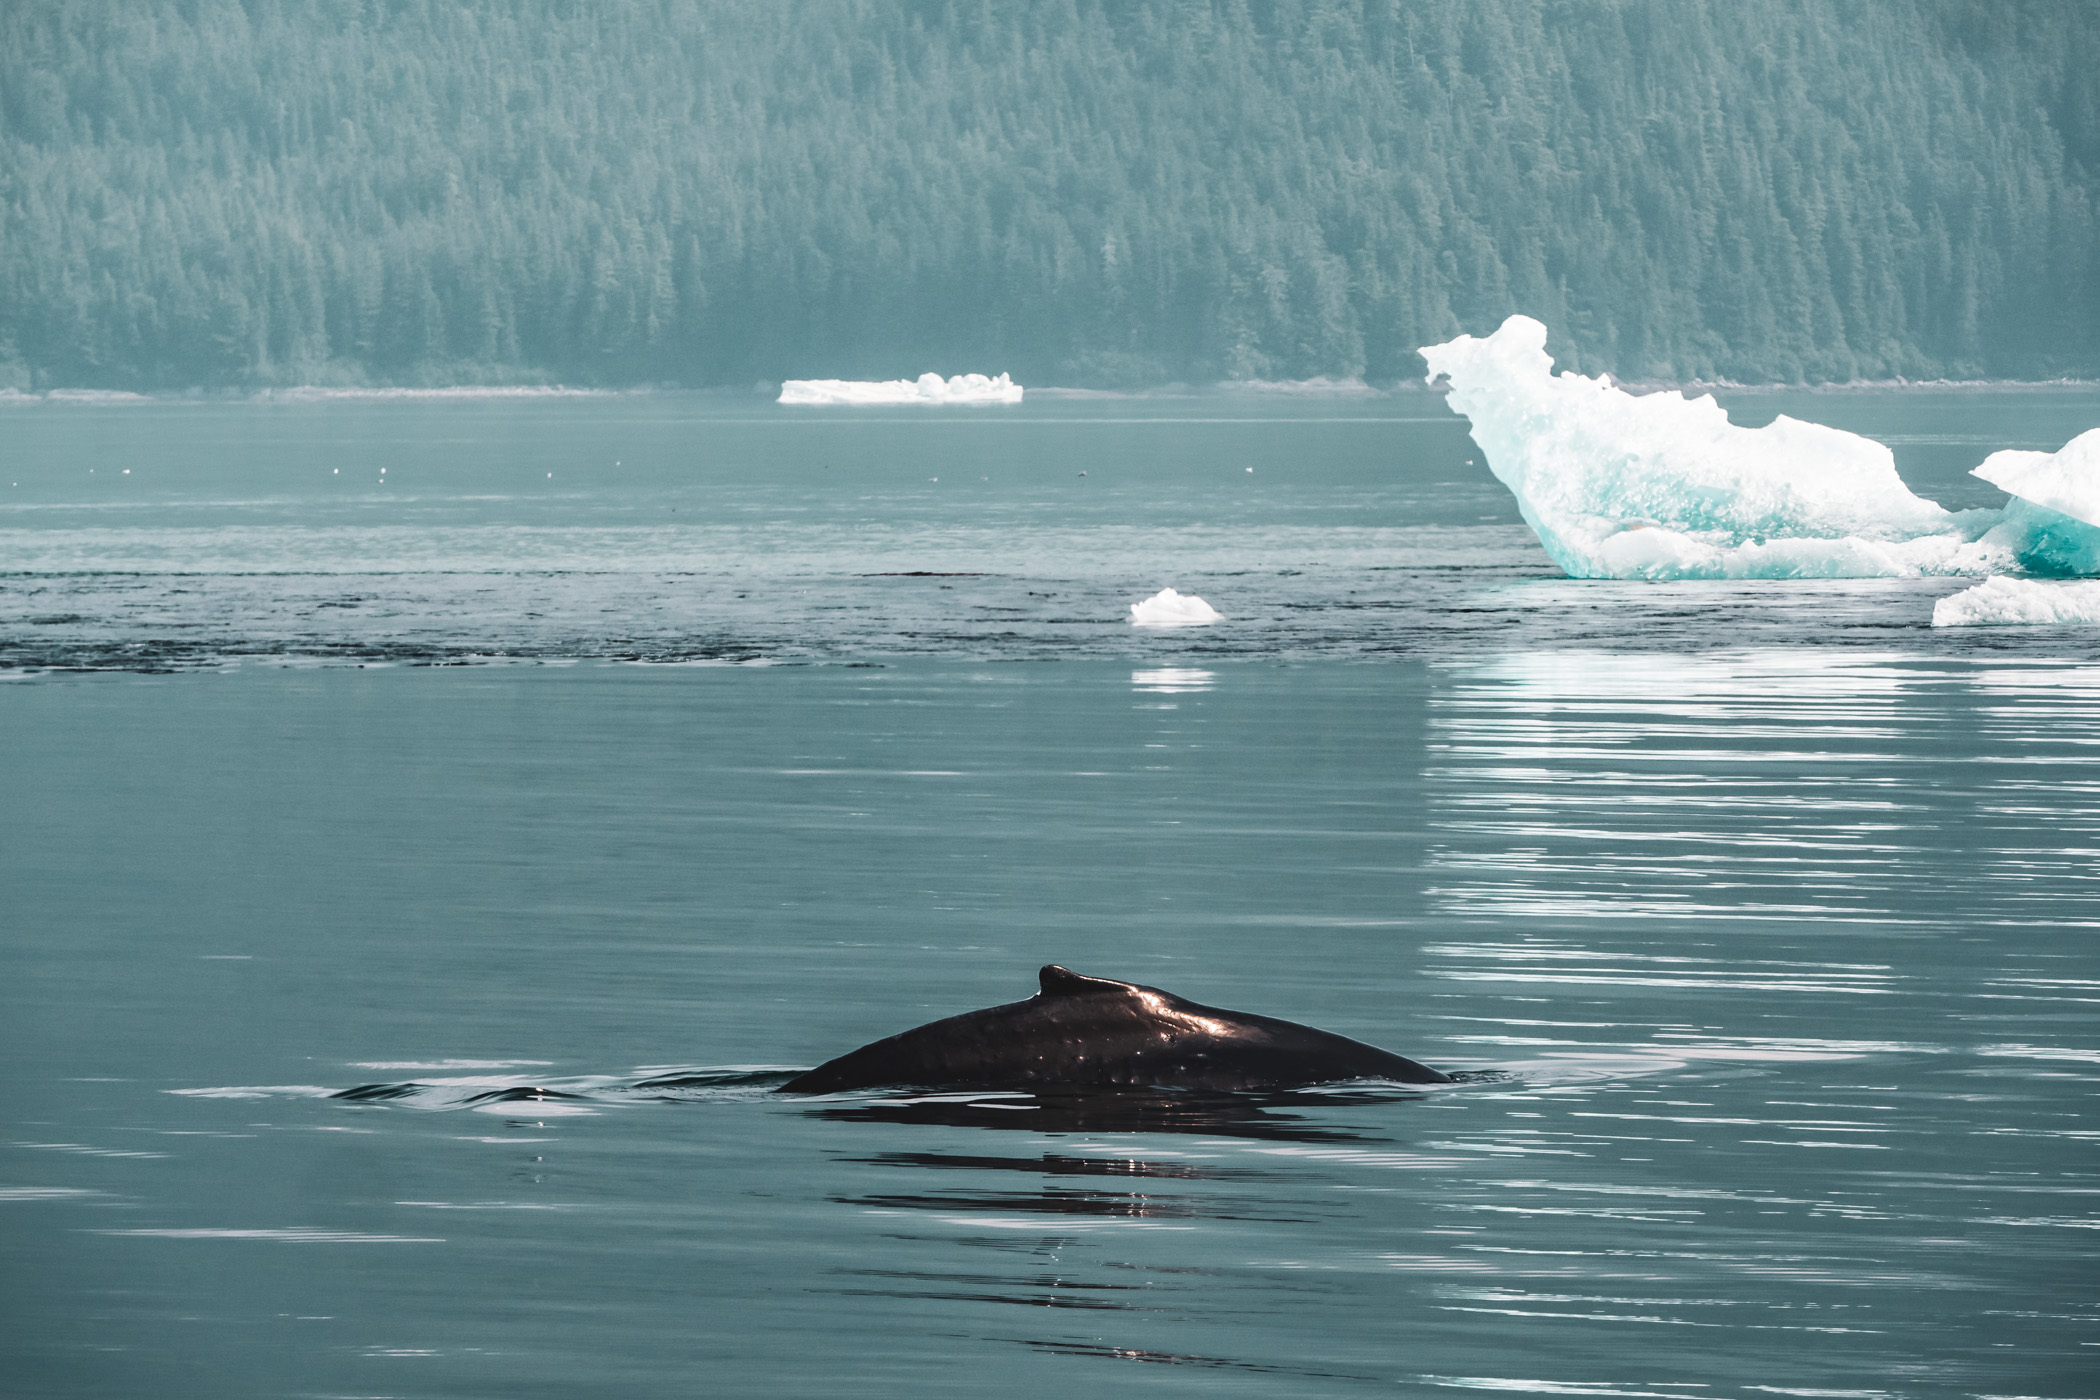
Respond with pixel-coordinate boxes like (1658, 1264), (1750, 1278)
(1129, 588), (1222, 627)
(778, 372), (1022, 406)
(1421, 316), (2100, 581)
(1933, 576), (2100, 627)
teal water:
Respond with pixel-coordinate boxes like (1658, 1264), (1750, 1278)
(6, 391), (2100, 668)
(3, 396), (2098, 1397)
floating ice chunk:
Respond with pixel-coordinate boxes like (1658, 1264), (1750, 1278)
(1974, 428), (2100, 527)
(1420, 316), (2007, 579)
(1129, 588), (1222, 627)
(1968, 427), (2100, 576)
(1932, 576), (2100, 627)
(778, 372), (1022, 406)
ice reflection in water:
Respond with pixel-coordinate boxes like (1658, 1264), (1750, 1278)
(7, 656), (2097, 1395)
(1132, 667), (1216, 694)
(1372, 651), (2100, 1391)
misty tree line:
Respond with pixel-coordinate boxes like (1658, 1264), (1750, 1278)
(0, 0), (2094, 389)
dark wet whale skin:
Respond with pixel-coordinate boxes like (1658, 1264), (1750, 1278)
(776, 964), (1451, 1094)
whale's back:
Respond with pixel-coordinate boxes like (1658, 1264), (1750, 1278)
(776, 965), (1449, 1093)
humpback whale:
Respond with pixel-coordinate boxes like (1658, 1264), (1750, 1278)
(776, 964), (1450, 1094)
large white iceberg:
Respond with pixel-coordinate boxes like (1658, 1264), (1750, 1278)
(1420, 315), (2100, 581)
(778, 372), (1022, 406)
(1934, 576), (2100, 627)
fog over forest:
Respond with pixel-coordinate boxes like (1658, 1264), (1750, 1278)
(2, 0), (2095, 389)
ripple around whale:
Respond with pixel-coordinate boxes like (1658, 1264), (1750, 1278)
(318, 1071), (1480, 1139)
(799, 1086), (1439, 1142)
(325, 1069), (796, 1113)
(314, 966), (1477, 1134)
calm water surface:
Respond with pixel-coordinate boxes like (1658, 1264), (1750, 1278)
(5, 391), (2100, 667)
(3, 395), (2097, 1397)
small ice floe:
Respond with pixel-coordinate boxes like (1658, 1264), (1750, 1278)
(1933, 576), (2100, 627)
(1129, 587), (1222, 627)
(777, 372), (1022, 406)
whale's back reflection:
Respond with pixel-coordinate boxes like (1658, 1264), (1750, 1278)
(804, 1085), (1433, 1141)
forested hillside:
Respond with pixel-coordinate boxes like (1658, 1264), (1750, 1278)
(1, 0), (2095, 389)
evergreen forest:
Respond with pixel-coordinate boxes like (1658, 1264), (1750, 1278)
(2, 0), (2096, 389)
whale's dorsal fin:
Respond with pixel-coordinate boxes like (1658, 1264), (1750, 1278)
(1038, 964), (1130, 998)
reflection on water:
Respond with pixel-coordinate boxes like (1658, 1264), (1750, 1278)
(846, 1149), (1267, 1179)
(806, 1087), (1424, 1142)
(1013, 1336), (1364, 1380)
(1133, 667), (1217, 693)
(317, 1073), (1434, 1141)
(4, 657), (2096, 1396)
(830, 1187), (1258, 1224)
(1425, 651), (2100, 929)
